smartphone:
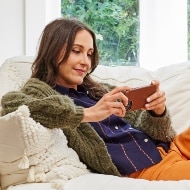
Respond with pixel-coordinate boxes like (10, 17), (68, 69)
(124, 84), (157, 111)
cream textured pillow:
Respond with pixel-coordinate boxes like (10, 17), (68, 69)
(0, 105), (89, 190)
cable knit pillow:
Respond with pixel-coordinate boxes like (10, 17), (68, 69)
(0, 105), (89, 190)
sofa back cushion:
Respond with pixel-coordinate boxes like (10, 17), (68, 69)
(92, 62), (190, 133)
(0, 56), (33, 115)
(0, 56), (190, 134)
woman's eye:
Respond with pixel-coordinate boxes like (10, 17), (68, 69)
(72, 49), (80, 54)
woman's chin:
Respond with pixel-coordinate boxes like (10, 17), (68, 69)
(74, 79), (83, 85)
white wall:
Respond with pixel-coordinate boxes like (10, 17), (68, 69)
(25, 0), (61, 56)
(0, 0), (61, 66)
(0, 0), (25, 65)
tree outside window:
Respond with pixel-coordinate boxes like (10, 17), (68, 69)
(61, 0), (139, 66)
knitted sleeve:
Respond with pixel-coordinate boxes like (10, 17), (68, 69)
(124, 109), (176, 142)
(1, 78), (84, 130)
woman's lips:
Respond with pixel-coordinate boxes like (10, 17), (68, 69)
(75, 69), (86, 75)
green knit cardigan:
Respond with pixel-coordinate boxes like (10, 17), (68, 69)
(1, 78), (176, 176)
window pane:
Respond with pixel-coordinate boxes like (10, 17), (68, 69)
(61, 0), (139, 66)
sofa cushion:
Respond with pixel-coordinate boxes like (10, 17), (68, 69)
(8, 172), (190, 190)
(154, 62), (190, 133)
(91, 65), (155, 87)
(91, 63), (190, 134)
(64, 173), (190, 190)
(0, 56), (190, 134)
(0, 56), (34, 116)
(1, 56), (190, 190)
(0, 105), (89, 190)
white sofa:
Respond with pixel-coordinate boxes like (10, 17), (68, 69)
(1, 56), (190, 190)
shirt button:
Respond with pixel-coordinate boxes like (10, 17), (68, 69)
(144, 139), (148, 142)
(115, 126), (119, 129)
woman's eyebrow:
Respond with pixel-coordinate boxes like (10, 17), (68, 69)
(73, 44), (94, 51)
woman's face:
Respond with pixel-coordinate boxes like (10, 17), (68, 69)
(55, 29), (94, 89)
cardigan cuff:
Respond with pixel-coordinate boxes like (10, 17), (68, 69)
(148, 107), (167, 118)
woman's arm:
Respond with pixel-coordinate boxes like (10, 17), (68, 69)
(1, 79), (84, 130)
(124, 80), (176, 142)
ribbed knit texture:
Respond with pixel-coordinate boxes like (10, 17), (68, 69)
(16, 105), (90, 184)
(125, 109), (176, 142)
(1, 78), (176, 176)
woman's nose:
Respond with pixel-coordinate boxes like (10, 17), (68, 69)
(81, 54), (91, 66)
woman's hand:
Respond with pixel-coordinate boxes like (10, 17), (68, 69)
(82, 86), (130, 122)
(145, 80), (166, 116)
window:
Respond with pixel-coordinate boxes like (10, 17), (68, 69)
(61, 0), (139, 66)
(140, 0), (188, 70)
(61, 0), (188, 70)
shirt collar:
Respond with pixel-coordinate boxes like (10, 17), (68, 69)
(54, 84), (88, 95)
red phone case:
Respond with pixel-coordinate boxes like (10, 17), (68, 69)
(125, 84), (157, 111)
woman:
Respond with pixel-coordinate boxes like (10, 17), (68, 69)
(1, 18), (190, 180)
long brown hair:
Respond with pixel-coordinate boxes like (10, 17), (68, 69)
(31, 18), (108, 99)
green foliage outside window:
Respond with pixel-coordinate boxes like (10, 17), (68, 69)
(61, 0), (139, 66)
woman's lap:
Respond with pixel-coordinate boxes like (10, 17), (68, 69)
(129, 127), (190, 180)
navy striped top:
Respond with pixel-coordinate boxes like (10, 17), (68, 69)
(55, 84), (168, 175)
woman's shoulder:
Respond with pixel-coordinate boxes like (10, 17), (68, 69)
(23, 78), (56, 94)
(24, 78), (50, 88)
